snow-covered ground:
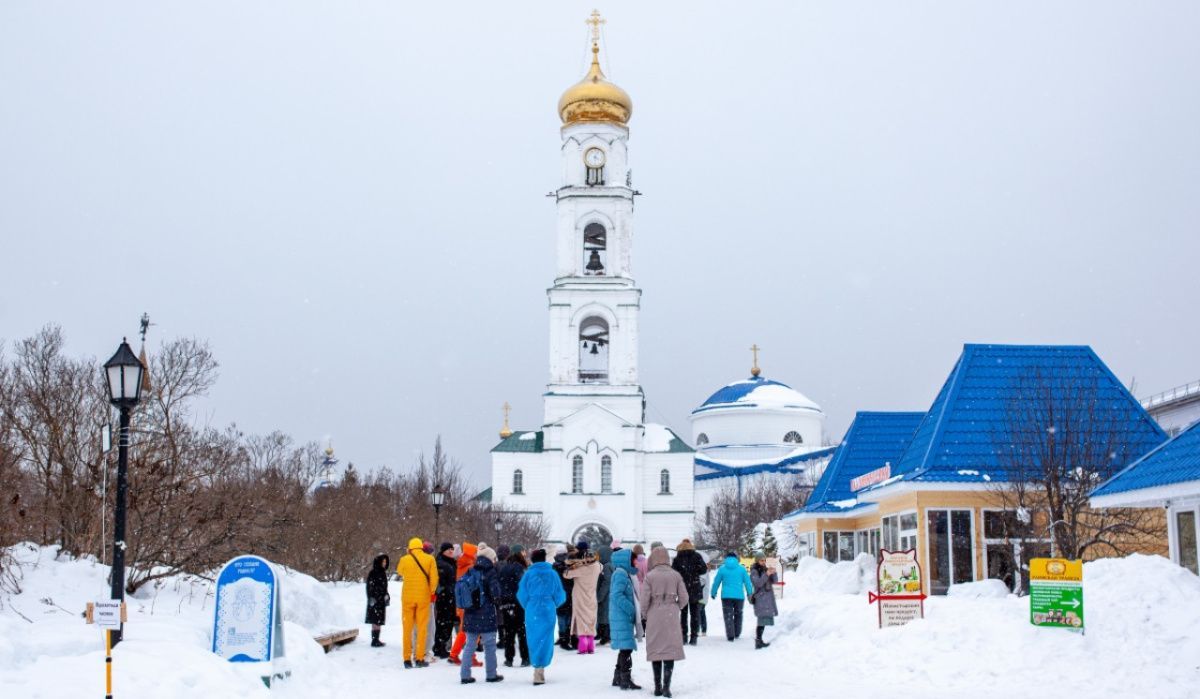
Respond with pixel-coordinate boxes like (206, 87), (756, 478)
(2, 543), (1198, 698)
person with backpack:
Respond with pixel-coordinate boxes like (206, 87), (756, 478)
(496, 545), (530, 668)
(456, 544), (504, 684)
(709, 551), (753, 642)
(365, 554), (391, 648)
(396, 537), (439, 668)
(516, 548), (566, 686)
(608, 547), (643, 691)
(433, 542), (458, 659)
(671, 539), (707, 645)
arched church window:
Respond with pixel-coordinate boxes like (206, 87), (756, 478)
(659, 469), (671, 495)
(579, 317), (609, 384)
(583, 223), (607, 276)
(572, 455), (584, 493)
(601, 455), (613, 493)
(783, 431), (804, 444)
(696, 433), (709, 446)
(512, 469), (524, 495)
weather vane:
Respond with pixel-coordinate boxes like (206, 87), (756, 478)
(139, 313), (154, 344)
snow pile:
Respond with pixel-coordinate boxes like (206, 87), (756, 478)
(643, 423), (674, 452)
(947, 578), (1011, 598)
(790, 553), (875, 594)
(276, 567), (352, 634)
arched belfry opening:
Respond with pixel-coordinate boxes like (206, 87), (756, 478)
(583, 222), (607, 276)
(579, 316), (610, 383)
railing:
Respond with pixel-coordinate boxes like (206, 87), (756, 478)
(1142, 379), (1200, 409)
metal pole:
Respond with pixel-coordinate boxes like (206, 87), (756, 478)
(105, 628), (114, 698)
(434, 506), (441, 540)
(110, 406), (130, 646)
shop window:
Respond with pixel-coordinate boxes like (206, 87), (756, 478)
(797, 531), (816, 559)
(982, 509), (1051, 594)
(572, 455), (584, 493)
(927, 509), (974, 595)
(512, 469), (524, 495)
(1177, 510), (1198, 576)
(601, 455), (613, 493)
(883, 513), (918, 552)
(823, 530), (856, 563)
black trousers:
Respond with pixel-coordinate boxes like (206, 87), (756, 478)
(721, 598), (744, 640)
(498, 602), (529, 663)
(432, 599), (457, 655)
(679, 599), (701, 641)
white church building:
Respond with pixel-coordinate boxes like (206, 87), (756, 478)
(489, 15), (831, 548)
(489, 18), (694, 547)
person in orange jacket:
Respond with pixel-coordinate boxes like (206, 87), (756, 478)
(449, 542), (482, 666)
(396, 536), (439, 668)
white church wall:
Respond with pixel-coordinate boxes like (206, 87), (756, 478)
(692, 407), (823, 451)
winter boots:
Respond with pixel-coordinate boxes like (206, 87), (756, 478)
(662, 662), (673, 698)
(616, 651), (641, 691)
(653, 662), (662, 696)
(533, 667), (546, 686)
(755, 626), (770, 649)
(370, 629), (385, 648)
(651, 660), (674, 697)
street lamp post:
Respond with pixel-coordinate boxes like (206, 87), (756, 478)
(493, 515), (503, 542)
(431, 484), (446, 540)
(103, 339), (145, 647)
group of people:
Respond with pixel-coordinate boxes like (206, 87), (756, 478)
(365, 536), (780, 694)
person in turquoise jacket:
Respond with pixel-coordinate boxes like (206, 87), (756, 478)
(709, 552), (754, 642)
(517, 549), (566, 686)
(608, 548), (643, 690)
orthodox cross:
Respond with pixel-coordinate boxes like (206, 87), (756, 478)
(500, 402), (513, 438)
(586, 10), (605, 43)
(750, 344), (762, 377)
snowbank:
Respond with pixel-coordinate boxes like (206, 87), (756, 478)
(947, 578), (1011, 598)
(790, 552), (875, 594)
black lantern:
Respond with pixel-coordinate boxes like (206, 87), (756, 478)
(104, 340), (145, 408)
(431, 483), (446, 538)
(102, 338), (145, 647)
(494, 516), (503, 535)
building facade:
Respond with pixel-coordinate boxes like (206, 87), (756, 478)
(489, 19), (694, 547)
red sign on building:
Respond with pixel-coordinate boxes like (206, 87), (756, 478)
(850, 463), (892, 492)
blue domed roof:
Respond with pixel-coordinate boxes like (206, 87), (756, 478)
(694, 376), (822, 414)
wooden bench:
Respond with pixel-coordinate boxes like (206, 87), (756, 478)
(313, 628), (359, 652)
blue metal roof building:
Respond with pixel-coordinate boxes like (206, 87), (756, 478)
(1091, 420), (1200, 575)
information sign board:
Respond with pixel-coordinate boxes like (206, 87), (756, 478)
(1029, 558), (1083, 631)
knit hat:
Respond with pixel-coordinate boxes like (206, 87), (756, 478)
(497, 544), (511, 561)
(422, 541), (434, 554)
(753, 550), (766, 560)
(531, 548), (547, 563)
(632, 544), (645, 556)
(725, 550), (739, 559)
(650, 541), (664, 550)
(576, 540), (590, 553)
(439, 542), (454, 554)
(677, 539), (694, 551)
(478, 545), (498, 564)
(511, 544), (525, 556)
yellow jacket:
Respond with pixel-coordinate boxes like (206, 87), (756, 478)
(396, 537), (439, 603)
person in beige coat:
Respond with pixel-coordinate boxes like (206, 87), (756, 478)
(563, 540), (602, 654)
(639, 546), (688, 697)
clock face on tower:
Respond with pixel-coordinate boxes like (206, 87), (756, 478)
(584, 147), (606, 168)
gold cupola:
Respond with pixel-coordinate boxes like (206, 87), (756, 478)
(558, 11), (632, 126)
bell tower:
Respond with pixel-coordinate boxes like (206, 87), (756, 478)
(544, 11), (643, 426)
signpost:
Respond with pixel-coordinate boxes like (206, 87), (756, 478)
(868, 548), (926, 628)
(85, 600), (126, 698)
(212, 555), (288, 685)
(1029, 558), (1084, 632)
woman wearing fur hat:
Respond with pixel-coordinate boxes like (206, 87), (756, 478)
(365, 554), (391, 648)
(563, 540), (602, 654)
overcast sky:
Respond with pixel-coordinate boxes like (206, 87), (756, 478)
(2, 2), (1198, 487)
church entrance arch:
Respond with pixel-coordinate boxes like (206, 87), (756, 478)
(572, 523), (614, 551)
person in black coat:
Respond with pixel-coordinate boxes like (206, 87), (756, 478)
(496, 545), (530, 667)
(365, 553), (391, 647)
(672, 539), (708, 645)
(432, 542), (458, 658)
(552, 548), (577, 650)
(460, 554), (504, 683)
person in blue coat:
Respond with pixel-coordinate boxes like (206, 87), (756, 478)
(608, 548), (643, 691)
(709, 551), (754, 642)
(516, 549), (566, 686)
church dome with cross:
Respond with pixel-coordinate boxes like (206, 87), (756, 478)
(558, 10), (633, 125)
(689, 348), (827, 463)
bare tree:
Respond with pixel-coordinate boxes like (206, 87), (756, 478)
(992, 366), (1166, 561)
(695, 478), (810, 555)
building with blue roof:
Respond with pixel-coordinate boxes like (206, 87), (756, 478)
(784, 344), (1167, 595)
(1092, 420), (1200, 575)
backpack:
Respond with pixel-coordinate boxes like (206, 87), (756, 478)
(455, 570), (483, 611)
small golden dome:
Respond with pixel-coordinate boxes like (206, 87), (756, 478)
(558, 41), (632, 125)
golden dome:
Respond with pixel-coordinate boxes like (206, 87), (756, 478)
(558, 39), (632, 125)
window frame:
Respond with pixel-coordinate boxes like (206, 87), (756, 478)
(512, 469), (524, 495)
(1169, 503), (1200, 576)
(659, 468), (671, 495)
(980, 507), (1051, 594)
(695, 433), (709, 446)
(571, 455), (584, 494)
(783, 430), (804, 444)
(600, 455), (613, 493)
(882, 510), (919, 553)
(924, 507), (976, 595)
